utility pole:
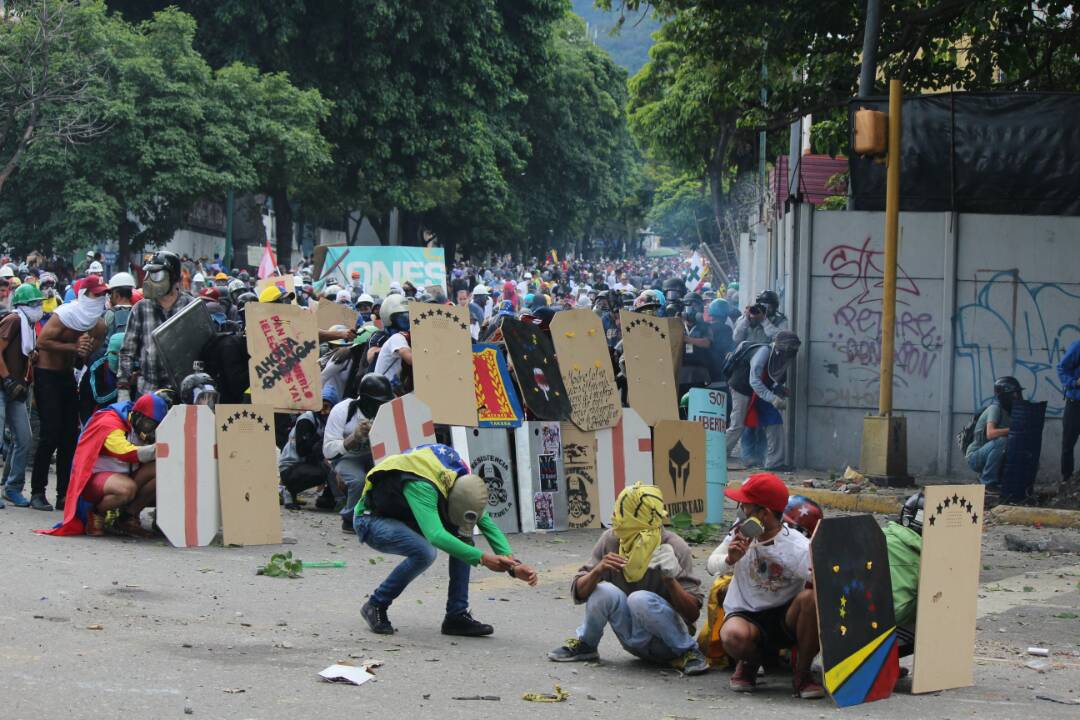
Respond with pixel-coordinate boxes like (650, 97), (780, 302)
(859, 0), (882, 97)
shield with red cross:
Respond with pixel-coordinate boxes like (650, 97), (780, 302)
(595, 406), (652, 526)
(369, 393), (437, 463)
(155, 404), (220, 547)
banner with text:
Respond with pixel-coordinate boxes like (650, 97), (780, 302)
(320, 246), (446, 298)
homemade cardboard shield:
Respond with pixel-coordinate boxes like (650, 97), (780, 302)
(472, 343), (524, 428)
(255, 275), (297, 303)
(409, 302), (477, 427)
(151, 299), (216, 389)
(812, 515), (899, 708)
(501, 317), (571, 421)
(316, 300), (358, 332)
(369, 393), (437, 464)
(912, 484), (985, 694)
(652, 420), (707, 524)
(561, 422), (601, 530)
(452, 426), (519, 535)
(156, 405), (220, 548)
(619, 311), (678, 426)
(549, 310), (621, 432)
(513, 421), (568, 532)
(216, 404), (281, 546)
(666, 317), (685, 376)
(245, 302), (322, 411)
(595, 407), (652, 525)
(687, 388), (728, 524)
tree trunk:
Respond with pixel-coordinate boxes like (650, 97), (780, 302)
(707, 126), (737, 277)
(368, 212), (389, 246)
(117, 219), (132, 271)
(271, 187), (293, 272)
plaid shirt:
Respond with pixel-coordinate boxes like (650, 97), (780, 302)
(118, 292), (195, 394)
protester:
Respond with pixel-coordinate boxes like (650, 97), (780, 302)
(0, 284), (43, 508)
(373, 294), (412, 394)
(278, 386), (340, 509)
(966, 376), (1023, 487)
(547, 483), (708, 673)
(708, 473), (823, 699)
(733, 289), (786, 344)
(105, 272), (136, 338)
(725, 331), (801, 471)
(1057, 338), (1080, 483)
(354, 442), (538, 636)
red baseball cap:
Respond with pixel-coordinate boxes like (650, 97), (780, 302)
(81, 275), (109, 296)
(724, 472), (789, 513)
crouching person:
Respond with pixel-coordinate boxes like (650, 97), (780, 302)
(548, 483), (709, 675)
(710, 473), (822, 698)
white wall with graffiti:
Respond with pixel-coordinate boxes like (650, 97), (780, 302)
(783, 205), (1080, 482)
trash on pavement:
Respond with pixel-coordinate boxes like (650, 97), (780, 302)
(319, 664), (374, 686)
(522, 685), (569, 702)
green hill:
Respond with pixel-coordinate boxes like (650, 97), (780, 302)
(570, 0), (659, 75)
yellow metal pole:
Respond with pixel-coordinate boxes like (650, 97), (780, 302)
(878, 78), (902, 416)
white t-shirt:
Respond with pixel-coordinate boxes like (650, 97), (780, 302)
(322, 398), (373, 460)
(719, 526), (811, 614)
(374, 333), (408, 384)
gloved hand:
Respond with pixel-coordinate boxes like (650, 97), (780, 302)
(772, 397), (787, 411)
(136, 444), (157, 463)
(343, 420), (372, 453)
(648, 543), (680, 578)
(2, 377), (28, 402)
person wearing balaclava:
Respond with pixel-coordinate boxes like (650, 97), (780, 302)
(548, 483), (708, 675)
(31, 275), (110, 512)
(278, 384), (340, 510)
(0, 284), (47, 508)
(966, 376), (1024, 486)
(725, 330), (801, 471)
(353, 442), (538, 637)
(119, 251), (195, 399)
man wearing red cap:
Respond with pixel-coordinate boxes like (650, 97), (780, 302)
(708, 473), (823, 699)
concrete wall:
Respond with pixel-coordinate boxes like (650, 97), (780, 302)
(782, 205), (1080, 482)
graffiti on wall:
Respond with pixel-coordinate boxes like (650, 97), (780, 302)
(955, 270), (1080, 416)
(822, 238), (944, 389)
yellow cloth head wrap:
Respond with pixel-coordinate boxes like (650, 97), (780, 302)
(611, 483), (667, 582)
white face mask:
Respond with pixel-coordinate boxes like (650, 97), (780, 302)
(18, 304), (44, 324)
(84, 295), (107, 317)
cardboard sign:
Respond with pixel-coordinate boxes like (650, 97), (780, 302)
(549, 310), (621, 432)
(652, 420), (707, 524)
(619, 311), (678, 426)
(501, 317), (571, 421)
(562, 422), (601, 530)
(666, 317), (685, 376)
(156, 405), (220, 548)
(595, 407), (652, 526)
(216, 404), (282, 546)
(812, 515), (899, 708)
(245, 302), (322, 411)
(316, 300), (358, 332)
(472, 343), (524, 428)
(255, 275), (297, 304)
(451, 427), (518, 535)
(687, 388), (728, 524)
(512, 421), (568, 532)
(912, 484), (985, 694)
(320, 246), (447, 299)
(409, 302), (477, 427)
(369, 393), (437, 464)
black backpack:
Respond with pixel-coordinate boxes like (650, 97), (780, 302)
(720, 341), (769, 382)
(956, 405), (990, 454)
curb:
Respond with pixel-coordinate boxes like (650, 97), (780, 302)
(988, 505), (1080, 529)
(785, 486), (903, 516)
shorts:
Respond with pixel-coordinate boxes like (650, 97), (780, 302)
(725, 601), (797, 654)
(83, 471), (117, 506)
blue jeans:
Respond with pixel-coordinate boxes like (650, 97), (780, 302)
(576, 582), (697, 662)
(354, 514), (471, 616)
(334, 455), (370, 521)
(1, 397), (32, 492)
(967, 437), (1006, 485)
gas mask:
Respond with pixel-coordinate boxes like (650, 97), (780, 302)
(142, 269), (173, 300)
(130, 412), (160, 445)
(447, 474), (488, 537)
(42, 285), (56, 298)
(735, 505), (765, 539)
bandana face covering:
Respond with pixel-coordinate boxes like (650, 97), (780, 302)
(611, 483), (668, 582)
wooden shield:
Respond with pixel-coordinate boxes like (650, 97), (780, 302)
(501, 317), (571, 421)
(549, 309), (621, 432)
(369, 393), (437, 464)
(651, 420), (707, 524)
(595, 407), (652, 525)
(409, 302), (477, 427)
(156, 405), (220, 548)
(316, 300), (358, 331)
(216, 404), (282, 546)
(619, 311), (678, 426)
(245, 302), (322, 411)
(812, 515), (899, 708)
(912, 484), (984, 693)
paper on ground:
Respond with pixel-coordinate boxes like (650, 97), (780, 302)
(318, 664), (374, 685)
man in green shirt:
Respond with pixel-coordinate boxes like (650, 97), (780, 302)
(966, 376), (1022, 486)
(354, 443), (538, 636)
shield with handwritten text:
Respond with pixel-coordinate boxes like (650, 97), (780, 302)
(500, 317), (571, 421)
(245, 303), (322, 411)
(549, 309), (621, 432)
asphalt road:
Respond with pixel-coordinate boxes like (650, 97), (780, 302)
(1, 502), (1079, 720)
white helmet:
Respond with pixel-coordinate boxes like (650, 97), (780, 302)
(192, 272), (205, 283)
(0, 265), (13, 278)
(357, 293), (374, 306)
(472, 284), (489, 296)
(87, 260), (104, 274)
(108, 272), (136, 289)
(379, 293), (409, 324)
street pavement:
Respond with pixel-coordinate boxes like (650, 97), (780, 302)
(1, 500), (1079, 719)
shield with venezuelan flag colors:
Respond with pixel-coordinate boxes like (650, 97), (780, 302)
(472, 343), (523, 428)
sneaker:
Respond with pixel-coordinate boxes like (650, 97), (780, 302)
(441, 611), (494, 637)
(3, 489), (30, 507)
(341, 515), (355, 534)
(793, 671), (825, 699)
(281, 488), (300, 510)
(548, 638), (599, 662)
(85, 512), (106, 537)
(29, 494), (54, 511)
(114, 514), (154, 539)
(729, 660), (759, 692)
(672, 647), (709, 676)
(361, 601), (394, 635)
